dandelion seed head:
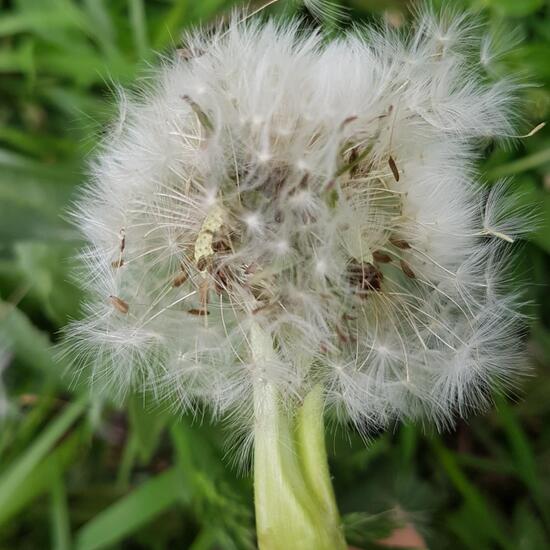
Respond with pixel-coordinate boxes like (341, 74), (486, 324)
(63, 10), (531, 437)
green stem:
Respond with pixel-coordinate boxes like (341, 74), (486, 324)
(251, 324), (346, 550)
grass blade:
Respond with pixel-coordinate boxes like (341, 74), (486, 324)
(0, 396), (86, 518)
(494, 394), (550, 528)
(75, 468), (183, 550)
(0, 428), (84, 525)
(430, 437), (513, 550)
(50, 474), (72, 550)
(128, 0), (149, 58)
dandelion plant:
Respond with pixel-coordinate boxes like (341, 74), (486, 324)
(64, 4), (531, 548)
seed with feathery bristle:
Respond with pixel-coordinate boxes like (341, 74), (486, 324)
(109, 296), (129, 314)
(173, 268), (189, 288)
(388, 156), (400, 182)
(400, 259), (416, 279)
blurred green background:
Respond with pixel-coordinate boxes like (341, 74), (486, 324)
(0, 0), (549, 548)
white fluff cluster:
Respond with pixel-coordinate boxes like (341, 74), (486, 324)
(64, 10), (529, 434)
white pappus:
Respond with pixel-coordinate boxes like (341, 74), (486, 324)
(62, 8), (532, 438)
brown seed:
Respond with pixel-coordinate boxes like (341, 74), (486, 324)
(335, 325), (350, 344)
(340, 115), (358, 130)
(188, 308), (209, 316)
(182, 95), (213, 132)
(177, 48), (192, 60)
(110, 295), (129, 314)
(364, 263), (384, 290)
(244, 263), (257, 275)
(400, 259), (416, 279)
(252, 302), (272, 315)
(214, 268), (229, 294)
(212, 236), (232, 253)
(324, 179), (337, 192)
(372, 250), (392, 263)
(172, 270), (189, 288)
(348, 147), (360, 177)
(176, 47), (204, 60)
(348, 261), (383, 294)
(111, 259), (124, 268)
(196, 257), (210, 272)
(119, 229), (126, 253)
(390, 237), (411, 250)
(388, 155), (400, 182)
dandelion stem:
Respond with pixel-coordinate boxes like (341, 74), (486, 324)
(251, 324), (346, 550)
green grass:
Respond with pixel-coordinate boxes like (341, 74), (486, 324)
(0, 1), (549, 548)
